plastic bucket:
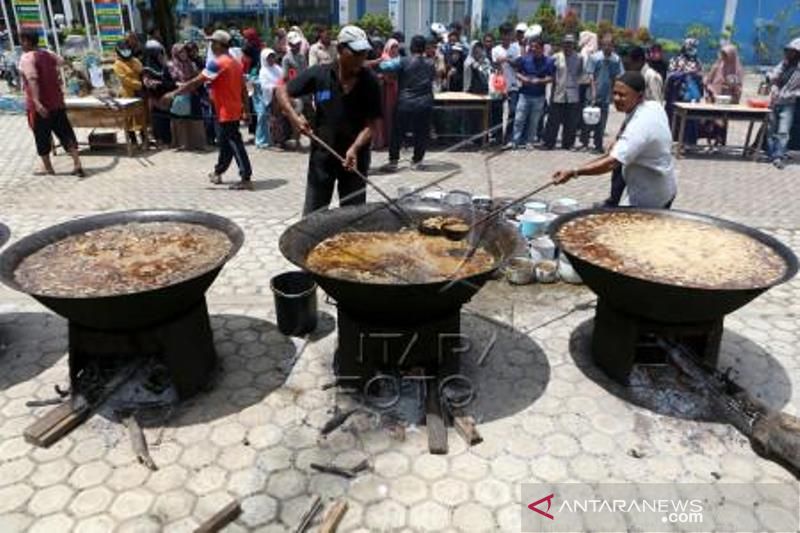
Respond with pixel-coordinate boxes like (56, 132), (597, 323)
(270, 271), (318, 336)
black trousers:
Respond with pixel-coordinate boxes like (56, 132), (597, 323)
(543, 102), (581, 149)
(214, 120), (252, 180)
(303, 149), (369, 215)
(389, 105), (432, 163)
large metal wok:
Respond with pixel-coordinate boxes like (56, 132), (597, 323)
(550, 208), (798, 323)
(0, 210), (244, 330)
(279, 202), (521, 323)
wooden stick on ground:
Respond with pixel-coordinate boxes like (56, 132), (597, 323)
(426, 379), (448, 455)
(310, 463), (355, 479)
(451, 408), (483, 446)
(294, 495), (323, 533)
(120, 412), (158, 471)
(23, 395), (90, 448)
(194, 500), (241, 533)
(318, 500), (348, 533)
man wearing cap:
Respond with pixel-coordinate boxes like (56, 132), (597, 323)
(543, 34), (584, 150)
(766, 38), (800, 169)
(552, 72), (676, 209)
(169, 29), (253, 190)
(515, 23), (528, 48)
(275, 25), (382, 214)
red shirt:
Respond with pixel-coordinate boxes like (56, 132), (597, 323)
(202, 53), (244, 122)
(19, 49), (65, 112)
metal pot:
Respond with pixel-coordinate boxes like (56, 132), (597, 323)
(504, 257), (536, 285)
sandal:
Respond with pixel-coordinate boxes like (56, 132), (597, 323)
(71, 168), (86, 178)
(208, 172), (222, 185)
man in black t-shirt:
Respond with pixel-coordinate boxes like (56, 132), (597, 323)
(276, 25), (382, 214)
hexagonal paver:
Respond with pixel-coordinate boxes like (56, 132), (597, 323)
(390, 475), (428, 505)
(73, 514), (116, 533)
(28, 483), (73, 516)
(0, 458), (34, 487)
(210, 422), (247, 447)
(69, 460), (112, 489)
(217, 445), (256, 471)
(409, 501), (450, 531)
(452, 502), (495, 531)
(0, 437), (30, 461)
(69, 486), (115, 517)
(186, 465), (227, 496)
(412, 454), (449, 481)
(28, 512), (74, 533)
(497, 503), (522, 531)
(373, 451), (410, 478)
(228, 467), (267, 498)
(308, 472), (349, 499)
(69, 437), (108, 464)
(265, 468), (307, 499)
(0, 484), (33, 514)
(474, 478), (511, 507)
(246, 424), (282, 449)
(543, 433), (581, 458)
(116, 515), (163, 533)
(110, 489), (155, 520)
(432, 478), (471, 506)
(179, 444), (219, 469)
(108, 464), (150, 491)
(348, 474), (390, 504)
(490, 455), (530, 482)
(239, 494), (278, 528)
(151, 489), (196, 523)
(146, 464), (189, 493)
(450, 453), (489, 481)
(365, 500), (407, 530)
(174, 424), (211, 446)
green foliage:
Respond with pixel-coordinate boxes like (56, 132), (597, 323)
(357, 13), (393, 38)
(753, 2), (799, 64)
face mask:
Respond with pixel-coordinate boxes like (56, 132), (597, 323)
(119, 49), (132, 59)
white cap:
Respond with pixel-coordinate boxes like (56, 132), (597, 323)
(206, 29), (231, 45)
(786, 37), (800, 52)
(526, 24), (543, 38)
(337, 25), (371, 52)
(287, 31), (303, 45)
(431, 22), (447, 36)
(515, 22), (528, 33)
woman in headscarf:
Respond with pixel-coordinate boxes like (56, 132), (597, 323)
(256, 48), (282, 149)
(141, 39), (175, 147)
(167, 43), (206, 151)
(289, 25), (309, 56)
(112, 40), (145, 147)
(701, 44), (744, 146)
(373, 38), (400, 149)
(666, 38), (704, 145)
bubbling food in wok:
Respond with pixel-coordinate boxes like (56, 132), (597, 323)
(15, 222), (232, 297)
(306, 226), (496, 284)
(557, 212), (787, 289)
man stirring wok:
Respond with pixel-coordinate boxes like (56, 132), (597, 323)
(276, 25), (382, 214)
(552, 71), (677, 209)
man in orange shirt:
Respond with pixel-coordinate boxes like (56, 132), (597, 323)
(170, 30), (252, 190)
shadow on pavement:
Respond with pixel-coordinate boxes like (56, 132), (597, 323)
(0, 312), (68, 390)
(458, 311), (550, 423)
(568, 318), (792, 422)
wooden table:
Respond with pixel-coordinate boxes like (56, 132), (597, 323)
(64, 96), (148, 156)
(433, 92), (493, 146)
(671, 102), (770, 160)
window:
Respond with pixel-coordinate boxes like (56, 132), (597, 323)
(568, 1), (617, 24)
(434, 0), (466, 27)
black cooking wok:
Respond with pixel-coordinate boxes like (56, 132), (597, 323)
(279, 202), (521, 324)
(550, 208), (799, 323)
(0, 210), (244, 330)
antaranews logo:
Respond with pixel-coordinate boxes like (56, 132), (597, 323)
(527, 493), (555, 520)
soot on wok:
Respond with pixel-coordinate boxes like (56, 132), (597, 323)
(15, 221), (232, 297)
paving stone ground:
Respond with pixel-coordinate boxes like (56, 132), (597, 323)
(0, 75), (799, 532)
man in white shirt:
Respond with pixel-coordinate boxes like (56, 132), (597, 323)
(624, 45), (663, 103)
(552, 71), (676, 208)
(492, 22), (521, 145)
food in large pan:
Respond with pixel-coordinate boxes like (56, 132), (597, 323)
(557, 211), (786, 290)
(15, 221), (232, 297)
(305, 229), (495, 283)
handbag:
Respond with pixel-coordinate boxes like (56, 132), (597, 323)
(170, 94), (192, 117)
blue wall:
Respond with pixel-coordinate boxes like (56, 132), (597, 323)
(649, 0), (724, 49)
(734, 0), (800, 65)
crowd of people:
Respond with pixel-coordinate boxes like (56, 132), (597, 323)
(13, 17), (800, 209)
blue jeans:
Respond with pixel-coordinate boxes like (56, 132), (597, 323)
(768, 102), (796, 160)
(512, 94), (546, 146)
